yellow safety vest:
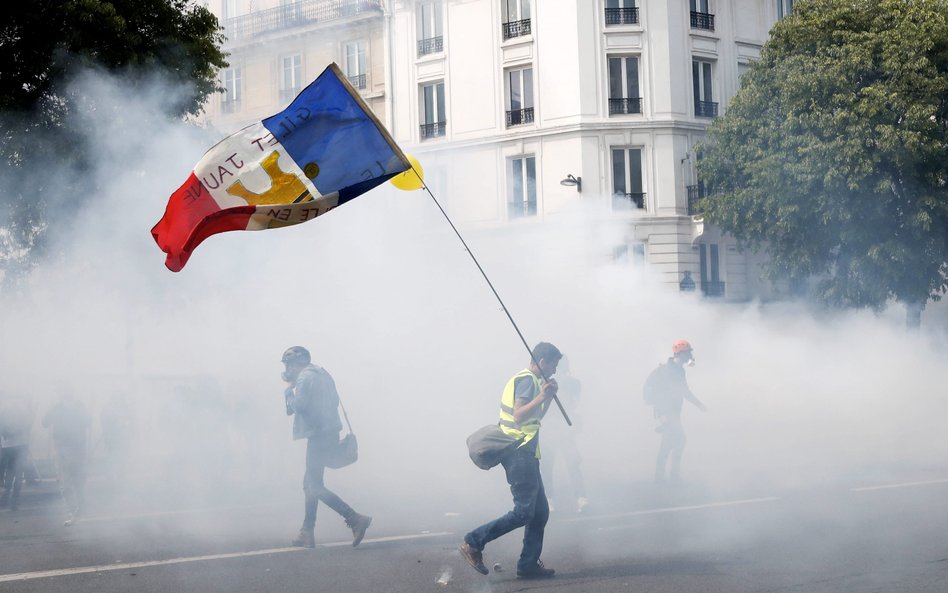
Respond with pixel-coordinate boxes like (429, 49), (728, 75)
(498, 369), (547, 455)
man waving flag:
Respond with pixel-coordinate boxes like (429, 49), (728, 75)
(152, 63), (410, 272)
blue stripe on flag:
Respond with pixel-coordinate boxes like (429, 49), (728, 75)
(262, 65), (407, 198)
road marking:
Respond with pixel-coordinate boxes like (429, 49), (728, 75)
(851, 478), (948, 492)
(560, 496), (782, 524)
(0, 532), (452, 583)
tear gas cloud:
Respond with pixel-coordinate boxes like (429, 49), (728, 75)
(2, 69), (947, 543)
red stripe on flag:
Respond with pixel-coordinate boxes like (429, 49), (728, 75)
(151, 173), (255, 272)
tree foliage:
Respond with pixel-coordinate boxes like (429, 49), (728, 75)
(698, 0), (948, 316)
(0, 0), (227, 287)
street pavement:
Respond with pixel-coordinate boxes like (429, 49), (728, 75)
(2, 471), (948, 593)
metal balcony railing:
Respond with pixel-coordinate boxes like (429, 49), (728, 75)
(502, 18), (531, 40)
(605, 7), (639, 25)
(223, 0), (383, 42)
(420, 121), (447, 139)
(687, 184), (706, 215)
(508, 200), (538, 218)
(701, 281), (726, 297)
(417, 36), (443, 57)
(505, 107), (535, 127)
(348, 73), (366, 89)
(690, 10), (715, 31)
(615, 192), (645, 209)
(695, 100), (719, 117)
(608, 97), (642, 115)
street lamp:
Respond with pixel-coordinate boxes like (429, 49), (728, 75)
(560, 174), (582, 193)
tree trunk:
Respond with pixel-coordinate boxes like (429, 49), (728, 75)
(905, 300), (924, 330)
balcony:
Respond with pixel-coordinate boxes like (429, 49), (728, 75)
(608, 97), (642, 115)
(502, 18), (531, 40)
(701, 280), (726, 297)
(615, 192), (645, 209)
(420, 121), (447, 139)
(605, 7), (639, 25)
(686, 184), (706, 215)
(694, 100), (718, 118)
(417, 36), (443, 57)
(348, 73), (366, 89)
(505, 107), (534, 127)
(223, 0), (383, 42)
(690, 10), (715, 31)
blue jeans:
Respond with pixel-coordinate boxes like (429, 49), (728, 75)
(302, 435), (354, 529)
(464, 444), (549, 571)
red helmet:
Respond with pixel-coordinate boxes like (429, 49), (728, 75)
(671, 340), (692, 354)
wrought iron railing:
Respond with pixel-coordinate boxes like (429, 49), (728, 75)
(223, 0), (383, 42)
(348, 73), (366, 89)
(695, 100), (718, 118)
(420, 121), (447, 139)
(686, 184), (706, 215)
(608, 97), (642, 115)
(505, 107), (534, 127)
(502, 18), (531, 40)
(605, 7), (639, 25)
(701, 281), (726, 297)
(417, 36), (443, 57)
(690, 10), (715, 31)
(616, 192), (645, 209)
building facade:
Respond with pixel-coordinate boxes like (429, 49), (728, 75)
(388, 0), (793, 300)
(200, 0), (389, 132)
(200, 0), (796, 300)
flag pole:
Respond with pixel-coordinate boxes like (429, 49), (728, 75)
(416, 177), (572, 427)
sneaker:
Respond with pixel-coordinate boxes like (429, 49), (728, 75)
(291, 528), (315, 548)
(458, 542), (489, 575)
(576, 496), (589, 513)
(346, 513), (372, 547)
(517, 560), (555, 579)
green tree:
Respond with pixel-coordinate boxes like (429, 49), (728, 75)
(0, 0), (227, 287)
(698, 0), (948, 326)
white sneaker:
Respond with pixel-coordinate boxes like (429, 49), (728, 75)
(576, 497), (589, 513)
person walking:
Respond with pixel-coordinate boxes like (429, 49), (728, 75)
(281, 346), (371, 548)
(459, 342), (562, 579)
(643, 340), (707, 483)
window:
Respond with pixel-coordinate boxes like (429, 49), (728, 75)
(420, 81), (446, 139)
(777, 0), (794, 19)
(605, 0), (638, 26)
(502, 0), (531, 40)
(222, 0), (239, 19)
(698, 243), (725, 296)
(280, 54), (301, 103)
(692, 59), (717, 117)
(505, 66), (534, 127)
(280, 0), (302, 24)
(221, 67), (241, 113)
(508, 155), (537, 218)
(690, 0), (714, 31)
(608, 56), (641, 115)
(417, 1), (444, 57)
(345, 41), (367, 89)
(611, 148), (644, 210)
